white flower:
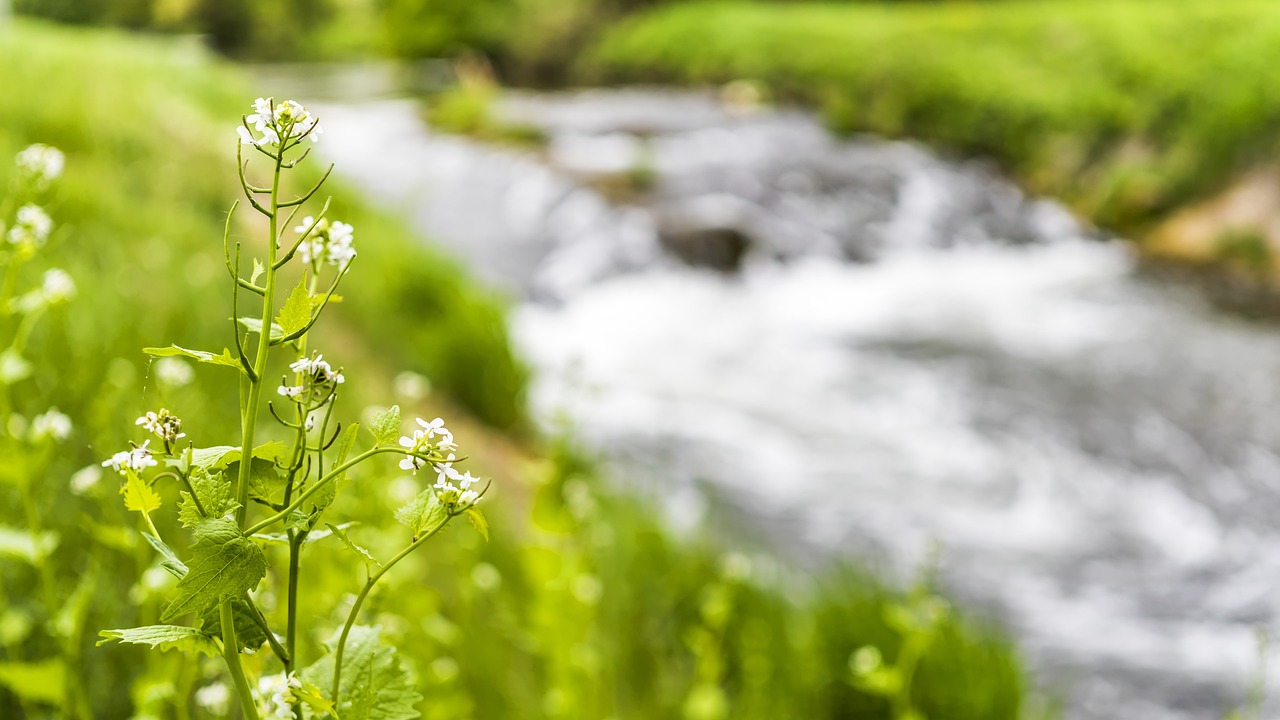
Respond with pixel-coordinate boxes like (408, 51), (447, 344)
(195, 682), (231, 715)
(102, 440), (158, 475)
(398, 418), (457, 474)
(135, 408), (185, 444)
(69, 464), (102, 495)
(7, 204), (52, 247)
(240, 97), (321, 149)
(278, 384), (304, 399)
(30, 408), (71, 442)
(293, 216), (355, 269)
(153, 357), (193, 387)
(41, 268), (75, 304)
(282, 352), (345, 405)
(15, 144), (64, 190)
(256, 672), (300, 719)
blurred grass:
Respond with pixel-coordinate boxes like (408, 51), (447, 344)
(0, 18), (1038, 719)
(584, 0), (1280, 235)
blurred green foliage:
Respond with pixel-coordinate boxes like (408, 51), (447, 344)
(583, 0), (1280, 234)
(0, 17), (1037, 719)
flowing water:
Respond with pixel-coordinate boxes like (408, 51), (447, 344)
(293, 84), (1280, 719)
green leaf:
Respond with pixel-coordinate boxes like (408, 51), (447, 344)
(98, 626), (219, 658)
(144, 344), (241, 369)
(311, 293), (342, 309)
(199, 598), (267, 653)
(295, 678), (336, 717)
(465, 507), (489, 542)
(276, 278), (313, 335)
(121, 468), (161, 517)
(369, 405), (401, 446)
(142, 532), (188, 579)
(0, 659), (65, 706)
(326, 523), (381, 568)
(177, 467), (238, 528)
(251, 258), (265, 285)
(237, 317), (284, 341)
(395, 490), (447, 538)
(302, 625), (421, 720)
(187, 444), (288, 505)
(0, 525), (58, 565)
(160, 518), (266, 622)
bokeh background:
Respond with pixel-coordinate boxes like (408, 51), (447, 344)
(4, 1), (1280, 718)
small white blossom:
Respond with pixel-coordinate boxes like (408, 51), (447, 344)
(293, 216), (356, 270)
(7, 204), (52, 247)
(195, 682), (231, 715)
(135, 408), (185, 444)
(14, 144), (64, 190)
(398, 417), (456, 474)
(42, 268), (75, 303)
(240, 97), (321, 149)
(69, 464), (103, 495)
(256, 672), (301, 719)
(153, 357), (193, 387)
(30, 408), (71, 442)
(102, 440), (159, 475)
(278, 384), (304, 399)
(281, 352), (345, 404)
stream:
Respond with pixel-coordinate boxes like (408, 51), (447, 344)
(263, 74), (1280, 719)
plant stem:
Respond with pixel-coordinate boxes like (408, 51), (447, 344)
(330, 515), (452, 700)
(245, 447), (400, 536)
(221, 602), (259, 720)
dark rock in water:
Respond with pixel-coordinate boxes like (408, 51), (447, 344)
(658, 225), (751, 272)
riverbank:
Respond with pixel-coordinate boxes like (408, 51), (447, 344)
(583, 0), (1280, 281)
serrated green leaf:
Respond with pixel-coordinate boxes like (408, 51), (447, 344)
(295, 678), (336, 717)
(187, 444), (288, 505)
(160, 518), (266, 622)
(98, 626), (219, 658)
(395, 490), (447, 537)
(121, 468), (161, 517)
(302, 625), (421, 720)
(0, 659), (65, 706)
(370, 405), (401, 446)
(142, 532), (188, 579)
(237, 317), (285, 341)
(199, 598), (267, 653)
(144, 345), (241, 369)
(251, 258), (265, 285)
(0, 525), (58, 565)
(178, 468), (238, 528)
(465, 507), (489, 542)
(326, 523), (381, 568)
(276, 278), (313, 335)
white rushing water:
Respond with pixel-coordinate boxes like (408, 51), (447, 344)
(304, 89), (1280, 720)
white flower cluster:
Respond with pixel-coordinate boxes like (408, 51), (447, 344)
(15, 144), (64, 190)
(30, 407), (71, 442)
(399, 417), (481, 508)
(102, 440), (158, 475)
(256, 672), (301, 719)
(398, 416), (456, 473)
(293, 216), (356, 270)
(136, 408), (186, 445)
(238, 97), (323, 149)
(6, 204), (52, 247)
(278, 353), (345, 403)
(11, 268), (75, 314)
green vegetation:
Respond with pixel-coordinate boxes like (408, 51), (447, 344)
(584, 0), (1280, 234)
(0, 17), (1037, 719)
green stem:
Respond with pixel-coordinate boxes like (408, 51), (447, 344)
(221, 602), (259, 720)
(222, 143), (282, 720)
(330, 515), (452, 700)
(245, 447), (401, 536)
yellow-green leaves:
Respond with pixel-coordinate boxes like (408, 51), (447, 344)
(97, 625), (219, 658)
(276, 277), (313, 336)
(144, 344), (241, 369)
(466, 507), (489, 542)
(121, 468), (160, 517)
(160, 518), (266, 622)
(370, 405), (401, 446)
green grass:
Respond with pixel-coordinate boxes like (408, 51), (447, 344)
(584, 0), (1280, 234)
(0, 18), (1038, 719)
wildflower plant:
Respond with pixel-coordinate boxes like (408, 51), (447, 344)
(98, 98), (491, 719)
(0, 143), (89, 717)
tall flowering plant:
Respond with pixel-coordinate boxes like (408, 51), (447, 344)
(98, 98), (490, 719)
(0, 143), (87, 718)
